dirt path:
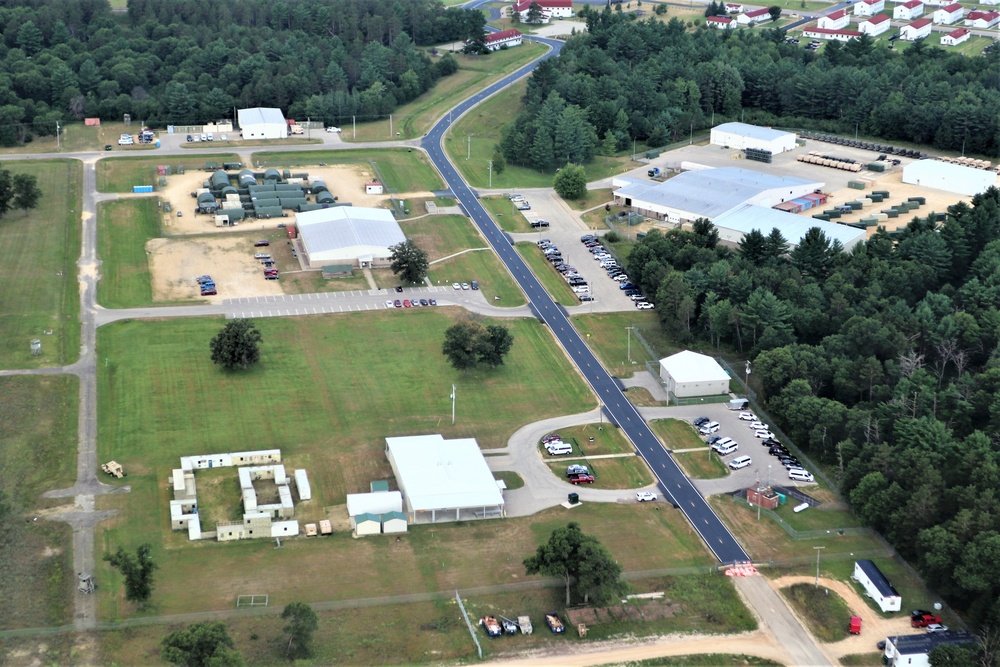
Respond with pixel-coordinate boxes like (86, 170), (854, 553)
(771, 575), (911, 658)
(485, 631), (790, 666)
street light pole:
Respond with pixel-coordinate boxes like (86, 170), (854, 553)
(745, 360), (752, 390)
(814, 546), (825, 588)
(450, 384), (456, 425)
(488, 160), (493, 188)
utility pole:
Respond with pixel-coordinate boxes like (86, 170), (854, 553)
(306, 116), (310, 139)
(352, 115), (356, 139)
(450, 384), (456, 425)
(389, 114), (393, 138)
(626, 326), (632, 363)
(814, 546), (825, 588)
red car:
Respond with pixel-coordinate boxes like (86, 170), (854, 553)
(912, 614), (941, 628)
(569, 474), (595, 484)
(403, 299), (411, 307)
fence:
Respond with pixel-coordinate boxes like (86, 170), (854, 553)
(455, 590), (482, 660)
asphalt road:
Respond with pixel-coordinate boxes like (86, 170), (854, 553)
(419, 36), (750, 565)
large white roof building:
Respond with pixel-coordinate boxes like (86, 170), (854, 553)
(903, 159), (997, 196)
(237, 107), (287, 140)
(612, 168), (824, 224)
(295, 206), (405, 268)
(710, 122), (798, 154)
(385, 435), (505, 523)
(712, 204), (866, 250)
(658, 351), (730, 400)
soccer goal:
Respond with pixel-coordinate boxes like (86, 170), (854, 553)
(236, 594), (269, 608)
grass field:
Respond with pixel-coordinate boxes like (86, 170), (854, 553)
(426, 249), (527, 305)
(649, 418), (707, 452)
(0, 159), (81, 367)
(674, 450), (729, 479)
(446, 79), (638, 188)
(493, 470), (525, 490)
(515, 242), (579, 305)
(839, 653), (883, 666)
(546, 456), (654, 489)
(96, 198), (162, 308)
(0, 376), (78, 629)
(482, 195), (533, 232)
(571, 312), (668, 378)
(553, 424), (635, 456)
(402, 214), (487, 261)
(780, 583), (853, 643)
(345, 42), (548, 142)
(566, 187), (614, 211)
(97, 154), (241, 193)
(252, 149), (444, 193)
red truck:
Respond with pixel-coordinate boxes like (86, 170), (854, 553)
(849, 616), (862, 634)
(912, 613), (941, 628)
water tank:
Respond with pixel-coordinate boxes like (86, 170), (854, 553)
(263, 168), (281, 182)
(236, 170), (255, 189)
(209, 170), (230, 190)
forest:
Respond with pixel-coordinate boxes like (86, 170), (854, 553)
(500, 7), (1000, 171)
(624, 190), (1000, 627)
(0, 0), (484, 144)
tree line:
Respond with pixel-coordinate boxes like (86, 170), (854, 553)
(0, 0), (485, 145)
(498, 7), (1000, 171)
(623, 188), (1000, 627)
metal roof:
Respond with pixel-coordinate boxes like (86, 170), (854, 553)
(237, 107), (286, 127)
(712, 204), (866, 249)
(658, 351), (730, 384)
(296, 206), (405, 259)
(346, 491), (403, 517)
(855, 559), (900, 598)
(615, 168), (819, 219)
(714, 123), (796, 142)
(386, 435), (504, 512)
(888, 632), (975, 656)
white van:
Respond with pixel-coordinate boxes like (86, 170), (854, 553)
(712, 437), (735, 451)
(699, 421), (720, 435)
(572, 285), (590, 294)
(715, 442), (739, 456)
(729, 455), (752, 470)
(546, 443), (573, 456)
(788, 469), (815, 482)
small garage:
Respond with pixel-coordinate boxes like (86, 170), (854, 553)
(710, 122), (798, 155)
(658, 351), (731, 400)
(381, 511), (408, 534)
(352, 513), (381, 537)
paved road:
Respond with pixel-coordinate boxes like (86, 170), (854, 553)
(420, 37), (750, 565)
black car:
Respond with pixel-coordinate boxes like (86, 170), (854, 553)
(707, 435), (723, 445)
(186, 134), (193, 142)
(395, 285), (403, 293)
(693, 417), (710, 427)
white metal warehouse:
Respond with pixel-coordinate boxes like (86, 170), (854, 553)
(612, 168), (824, 225)
(295, 206), (405, 269)
(385, 434), (505, 523)
(902, 159), (997, 196)
(658, 351), (730, 399)
(712, 204), (866, 251)
(237, 107), (287, 140)
(710, 122), (798, 154)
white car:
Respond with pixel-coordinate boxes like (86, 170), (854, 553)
(738, 412), (757, 421)
(636, 491), (658, 502)
(118, 135), (134, 146)
(200, 133), (208, 141)
(755, 430), (775, 439)
(636, 302), (654, 310)
(385, 300), (394, 308)
(461, 283), (470, 290)
(452, 282), (461, 290)
(749, 421), (768, 430)
(326, 127), (342, 133)
(926, 624), (949, 633)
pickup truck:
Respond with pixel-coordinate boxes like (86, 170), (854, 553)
(481, 616), (502, 637)
(911, 613), (941, 628)
(545, 611), (565, 634)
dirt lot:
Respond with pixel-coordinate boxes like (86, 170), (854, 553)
(803, 168), (969, 237)
(148, 235), (284, 302)
(157, 164), (395, 236)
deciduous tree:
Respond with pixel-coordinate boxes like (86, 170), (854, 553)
(553, 164), (587, 200)
(281, 602), (319, 659)
(161, 622), (244, 667)
(103, 543), (157, 605)
(209, 319), (263, 371)
(389, 239), (429, 284)
(12, 173), (41, 214)
(524, 523), (628, 605)
(442, 320), (515, 370)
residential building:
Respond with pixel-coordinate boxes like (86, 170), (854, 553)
(484, 28), (523, 50)
(932, 2), (963, 23)
(860, 13), (892, 35)
(940, 26), (970, 43)
(706, 15), (737, 28)
(803, 26), (863, 40)
(737, 7), (772, 23)
(512, 0), (573, 22)
(855, 0), (886, 17)
(965, 9), (1000, 27)
(899, 17), (933, 38)
(894, 0), (924, 20)
(818, 8), (851, 29)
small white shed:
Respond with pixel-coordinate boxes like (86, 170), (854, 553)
(365, 180), (384, 195)
(294, 469), (311, 501)
(853, 560), (901, 612)
(658, 351), (730, 399)
(353, 512), (381, 536)
(381, 511), (408, 534)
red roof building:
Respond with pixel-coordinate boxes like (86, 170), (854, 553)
(484, 29), (524, 50)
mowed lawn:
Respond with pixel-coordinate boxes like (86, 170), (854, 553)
(97, 154), (240, 193)
(516, 242), (578, 306)
(0, 159), (81, 367)
(96, 198), (162, 308)
(572, 311), (667, 378)
(252, 148), (444, 193)
(0, 376), (78, 629)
